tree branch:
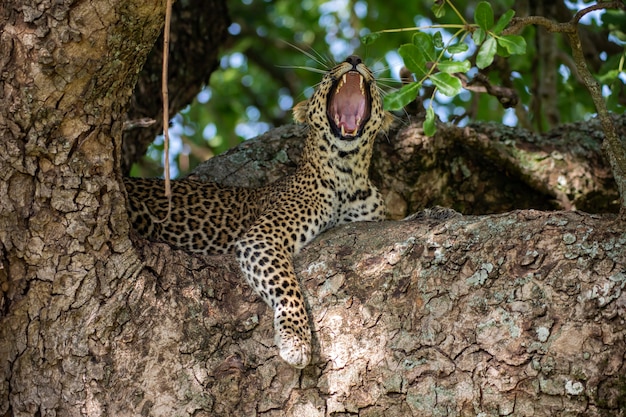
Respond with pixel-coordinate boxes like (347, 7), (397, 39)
(503, 1), (626, 211)
(111, 210), (626, 416)
(566, 29), (626, 209)
(192, 116), (622, 217)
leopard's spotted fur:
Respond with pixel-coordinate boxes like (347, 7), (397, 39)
(124, 56), (393, 368)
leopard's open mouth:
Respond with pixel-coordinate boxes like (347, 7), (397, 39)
(327, 71), (371, 140)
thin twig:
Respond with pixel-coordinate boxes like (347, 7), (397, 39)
(504, 2), (624, 35)
(572, 2), (619, 25)
(123, 117), (157, 131)
(162, 0), (172, 197)
(155, 0), (173, 224)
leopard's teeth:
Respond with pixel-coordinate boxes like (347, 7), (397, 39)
(335, 74), (347, 94)
(359, 75), (364, 92)
(341, 125), (346, 137)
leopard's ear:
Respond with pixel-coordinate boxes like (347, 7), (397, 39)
(292, 100), (309, 124)
(381, 111), (395, 133)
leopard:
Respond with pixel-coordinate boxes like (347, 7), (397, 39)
(124, 55), (394, 369)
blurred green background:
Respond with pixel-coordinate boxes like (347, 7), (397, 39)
(134, 0), (625, 178)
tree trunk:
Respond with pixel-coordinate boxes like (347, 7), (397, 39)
(1, 1), (625, 417)
(0, 0), (226, 414)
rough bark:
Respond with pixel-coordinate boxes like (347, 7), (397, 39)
(1, 0), (170, 415)
(55, 210), (626, 416)
(1, 1), (626, 416)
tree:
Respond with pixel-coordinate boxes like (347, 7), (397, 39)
(1, 1), (626, 417)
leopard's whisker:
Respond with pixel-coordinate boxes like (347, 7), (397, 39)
(277, 65), (328, 75)
(281, 41), (332, 70)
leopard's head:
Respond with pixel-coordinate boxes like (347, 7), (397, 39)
(293, 55), (393, 150)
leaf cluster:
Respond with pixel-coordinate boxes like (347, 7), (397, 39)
(367, 1), (527, 135)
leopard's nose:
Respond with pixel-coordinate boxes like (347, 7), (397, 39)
(345, 55), (362, 69)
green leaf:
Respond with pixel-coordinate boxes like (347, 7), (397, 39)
(430, 72), (462, 96)
(472, 27), (486, 45)
(433, 31), (444, 49)
(497, 35), (526, 55)
(423, 106), (436, 136)
(496, 41), (510, 58)
(493, 10), (515, 34)
(597, 69), (620, 84)
(476, 36), (497, 69)
(412, 32), (436, 63)
(431, 1), (446, 18)
(399, 44), (429, 78)
(361, 32), (381, 45)
(474, 2), (494, 32)
(383, 82), (421, 111)
(400, 34), (436, 79)
(437, 60), (471, 74)
(447, 42), (469, 54)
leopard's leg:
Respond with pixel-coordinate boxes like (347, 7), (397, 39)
(235, 233), (311, 368)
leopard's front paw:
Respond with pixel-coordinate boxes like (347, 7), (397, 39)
(274, 314), (312, 369)
(277, 332), (311, 369)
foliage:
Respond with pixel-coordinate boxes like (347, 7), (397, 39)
(365, 1), (527, 135)
(147, 0), (626, 177)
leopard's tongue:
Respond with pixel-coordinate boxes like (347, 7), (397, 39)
(328, 72), (368, 137)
